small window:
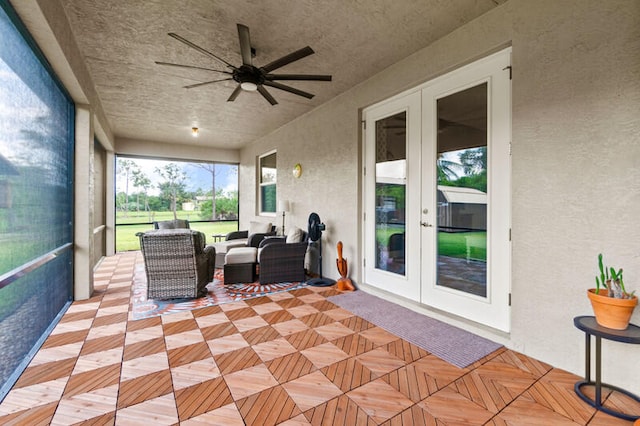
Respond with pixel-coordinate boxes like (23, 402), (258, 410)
(259, 151), (277, 214)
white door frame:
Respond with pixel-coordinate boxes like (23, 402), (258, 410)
(420, 49), (512, 332)
(362, 48), (511, 332)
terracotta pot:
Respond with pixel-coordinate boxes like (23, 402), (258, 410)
(587, 289), (638, 330)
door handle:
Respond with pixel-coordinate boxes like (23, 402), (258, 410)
(420, 222), (433, 227)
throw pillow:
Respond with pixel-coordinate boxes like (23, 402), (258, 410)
(286, 226), (304, 243)
(157, 221), (175, 229)
(249, 221), (272, 235)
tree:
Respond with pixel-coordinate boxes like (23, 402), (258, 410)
(131, 169), (152, 220)
(191, 163), (218, 220)
(199, 188), (238, 220)
(437, 154), (461, 185)
(155, 163), (186, 219)
(116, 159), (137, 217)
(459, 147), (487, 176)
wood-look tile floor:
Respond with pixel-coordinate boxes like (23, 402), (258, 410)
(0, 251), (638, 425)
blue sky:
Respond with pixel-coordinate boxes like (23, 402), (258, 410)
(116, 157), (238, 196)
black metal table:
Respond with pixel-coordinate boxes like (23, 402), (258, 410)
(573, 316), (640, 421)
(211, 234), (225, 242)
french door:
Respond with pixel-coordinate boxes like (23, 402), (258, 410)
(363, 49), (511, 331)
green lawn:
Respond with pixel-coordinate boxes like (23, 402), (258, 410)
(115, 221), (238, 252)
(438, 231), (486, 261)
(115, 210), (238, 251)
(116, 210), (205, 225)
(376, 226), (486, 261)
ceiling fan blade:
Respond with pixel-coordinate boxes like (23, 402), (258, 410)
(227, 85), (242, 102)
(258, 86), (278, 105)
(168, 32), (236, 69)
(184, 78), (233, 89)
(260, 46), (314, 73)
(263, 81), (314, 99)
(155, 61), (232, 75)
(265, 74), (332, 81)
(237, 24), (253, 66)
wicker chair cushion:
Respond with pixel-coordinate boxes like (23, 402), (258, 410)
(248, 221), (272, 235)
(225, 247), (258, 264)
(286, 226), (305, 243)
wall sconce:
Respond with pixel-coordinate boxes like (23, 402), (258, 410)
(191, 127), (199, 137)
(278, 199), (290, 236)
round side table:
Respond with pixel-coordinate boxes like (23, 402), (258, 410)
(573, 316), (640, 421)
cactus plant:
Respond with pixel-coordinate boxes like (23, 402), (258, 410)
(595, 253), (635, 299)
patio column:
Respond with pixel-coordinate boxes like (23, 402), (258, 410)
(74, 104), (95, 300)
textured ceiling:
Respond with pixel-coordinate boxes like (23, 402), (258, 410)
(57, 0), (504, 149)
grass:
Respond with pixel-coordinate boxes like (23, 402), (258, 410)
(376, 225), (486, 261)
(116, 221), (238, 252)
(438, 231), (486, 261)
(115, 210), (239, 251)
(116, 210), (207, 225)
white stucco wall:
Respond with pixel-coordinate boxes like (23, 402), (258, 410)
(240, 0), (640, 394)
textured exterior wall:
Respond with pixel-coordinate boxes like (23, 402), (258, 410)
(240, 0), (640, 393)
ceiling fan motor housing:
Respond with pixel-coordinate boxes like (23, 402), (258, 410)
(233, 65), (265, 86)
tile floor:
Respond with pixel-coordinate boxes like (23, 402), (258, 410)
(0, 251), (638, 425)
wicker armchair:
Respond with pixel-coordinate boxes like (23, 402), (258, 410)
(137, 229), (215, 299)
(153, 219), (190, 229)
(257, 233), (308, 284)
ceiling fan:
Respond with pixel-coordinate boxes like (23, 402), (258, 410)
(155, 24), (332, 105)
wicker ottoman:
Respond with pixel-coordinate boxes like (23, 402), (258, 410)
(224, 247), (257, 284)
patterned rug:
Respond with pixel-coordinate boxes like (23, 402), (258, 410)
(132, 267), (307, 320)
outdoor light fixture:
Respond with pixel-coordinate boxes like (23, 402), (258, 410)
(191, 127), (199, 137)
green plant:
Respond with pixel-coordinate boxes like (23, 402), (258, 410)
(595, 253), (635, 299)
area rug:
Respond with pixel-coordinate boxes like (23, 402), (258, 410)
(327, 290), (502, 368)
(132, 268), (306, 320)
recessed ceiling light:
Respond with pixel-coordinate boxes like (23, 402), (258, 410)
(191, 127), (199, 137)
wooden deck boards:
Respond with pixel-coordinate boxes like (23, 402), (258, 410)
(0, 251), (637, 425)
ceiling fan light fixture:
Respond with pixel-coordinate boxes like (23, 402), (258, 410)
(191, 127), (199, 137)
(240, 81), (258, 91)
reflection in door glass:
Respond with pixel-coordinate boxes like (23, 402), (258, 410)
(436, 84), (488, 297)
(375, 112), (406, 275)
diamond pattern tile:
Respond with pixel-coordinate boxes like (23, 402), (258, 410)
(0, 252), (613, 426)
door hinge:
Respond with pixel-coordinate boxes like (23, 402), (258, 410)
(362, 120), (366, 130)
(509, 293), (512, 306)
(363, 258), (366, 267)
(363, 212), (366, 221)
(509, 142), (512, 156)
(503, 65), (512, 80)
(509, 228), (512, 241)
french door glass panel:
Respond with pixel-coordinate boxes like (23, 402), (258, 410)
(363, 93), (421, 302)
(375, 112), (407, 275)
(436, 83), (488, 297)
(421, 49), (511, 332)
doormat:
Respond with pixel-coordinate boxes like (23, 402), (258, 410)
(132, 267), (306, 320)
(327, 290), (502, 368)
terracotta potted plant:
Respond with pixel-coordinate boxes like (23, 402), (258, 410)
(588, 254), (638, 330)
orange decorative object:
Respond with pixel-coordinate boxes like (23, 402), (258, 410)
(587, 289), (638, 330)
(336, 241), (355, 291)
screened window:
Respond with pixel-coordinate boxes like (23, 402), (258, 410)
(114, 156), (239, 252)
(0, 3), (74, 400)
(259, 151), (277, 214)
